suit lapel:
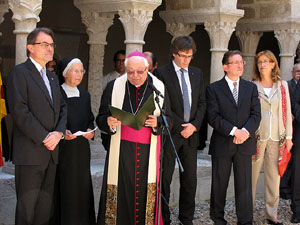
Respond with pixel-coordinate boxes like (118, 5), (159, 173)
(25, 59), (54, 107)
(188, 67), (196, 113)
(238, 79), (247, 107)
(46, 70), (58, 110)
(168, 64), (184, 107)
(220, 77), (237, 106)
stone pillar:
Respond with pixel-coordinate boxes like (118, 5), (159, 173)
(165, 22), (196, 40)
(81, 12), (114, 159)
(205, 20), (238, 83)
(81, 12), (114, 116)
(118, 9), (153, 55)
(8, 0), (42, 65)
(275, 29), (300, 80)
(236, 31), (263, 81)
(204, 19), (240, 152)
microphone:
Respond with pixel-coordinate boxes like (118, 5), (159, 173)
(149, 82), (164, 98)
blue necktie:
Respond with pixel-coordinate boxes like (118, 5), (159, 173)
(40, 68), (52, 101)
(180, 68), (190, 122)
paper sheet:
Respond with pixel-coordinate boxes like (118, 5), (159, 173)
(73, 127), (98, 136)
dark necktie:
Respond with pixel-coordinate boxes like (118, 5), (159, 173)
(233, 81), (238, 104)
(180, 68), (191, 122)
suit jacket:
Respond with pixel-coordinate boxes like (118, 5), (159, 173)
(7, 58), (67, 165)
(288, 79), (297, 97)
(154, 63), (206, 147)
(292, 81), (300, 146)
(206, 77), (261, 157)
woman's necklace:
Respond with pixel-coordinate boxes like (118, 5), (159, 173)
(126, 80), (148, 115)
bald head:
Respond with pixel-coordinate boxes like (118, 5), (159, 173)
(292, 63), (300, 81)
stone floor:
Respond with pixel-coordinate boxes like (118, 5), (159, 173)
(0, 153), (268, 225)
(170, 199), (295, 225)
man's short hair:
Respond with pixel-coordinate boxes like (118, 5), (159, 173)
(170, 36), (197, 57)
(222, 50), (243, 65)
(113, 50), (126, 62)
(26, 27), (54, 57)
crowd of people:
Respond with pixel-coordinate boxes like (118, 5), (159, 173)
(5, 26), (300, 225)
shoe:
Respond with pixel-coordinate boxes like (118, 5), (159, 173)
(266, 219), (283, 225)
(291, 215), (300, 223)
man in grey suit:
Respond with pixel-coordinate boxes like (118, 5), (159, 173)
(7, 27), (67, 225)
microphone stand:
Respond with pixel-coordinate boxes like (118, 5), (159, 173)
(154, 93), (184, 225)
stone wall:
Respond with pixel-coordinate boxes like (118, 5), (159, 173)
(238, 0), (291, 21)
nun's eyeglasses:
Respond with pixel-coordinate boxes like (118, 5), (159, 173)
(32, 42), (56, 49)
(70, 69), (86, 75)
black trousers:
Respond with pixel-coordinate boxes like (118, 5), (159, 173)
(210, 153), (253, 225)
(291, 146), (300, 218)
(15, 159), (57, 225)
(162, 138), (197, 225)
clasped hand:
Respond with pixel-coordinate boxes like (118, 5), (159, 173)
(233, 129), (249, 144)
(43, 131), (63, 150)
(181, 123), (196, 139)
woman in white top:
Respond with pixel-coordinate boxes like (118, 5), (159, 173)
(252, 50), (293, 225)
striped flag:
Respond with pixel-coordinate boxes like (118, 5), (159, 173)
(0, 72), (7, 167)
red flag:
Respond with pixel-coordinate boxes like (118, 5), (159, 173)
(0, 72), (7, 167)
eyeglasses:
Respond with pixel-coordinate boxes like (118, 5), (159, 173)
(127, 67), (147, 75)
(176, 53), (193, 59)
(70, 69), (86, 75)
(32, 42), (56, 49)
(115, 59), (125, 63)
(257, 60), (273, 66)
(227, 61), (246, 65)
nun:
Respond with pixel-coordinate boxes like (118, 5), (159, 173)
(57, 57), (96, 225)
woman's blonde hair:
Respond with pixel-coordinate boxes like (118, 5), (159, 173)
(253, 50), (281, 82)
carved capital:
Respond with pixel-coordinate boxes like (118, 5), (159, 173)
(81, 12), (114, 45)
(166, 22), (195, 39)
(204, 20), (237, 50)
(118, 9), (153, 44)
(236, 31), (263, 56)
(8, 0), (41, 32)
(275, 29), (300, 56)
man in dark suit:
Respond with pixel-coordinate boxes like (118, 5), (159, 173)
(290, 77), (300, 223)
(280, 63), (300, 200)
(155, 36), (206, 225)
(206, 50), (261, 225)
(288, 63), (300, 97)
(6, 27), (67, 225)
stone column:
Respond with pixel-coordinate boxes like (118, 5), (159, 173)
(205, 20), (239, 83)
(275, 29), (300, 80)
(81, 12), (114, 116)
(165, 22), (196, 40)
(204, 19), (239, 152)
(9, 0), (42, 65)
(81, 12), (114, 159)
(236, 31), (263, 81)
(118, 9), (153, 55)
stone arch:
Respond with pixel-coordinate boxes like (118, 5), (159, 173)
(103, 14), (126, 76)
